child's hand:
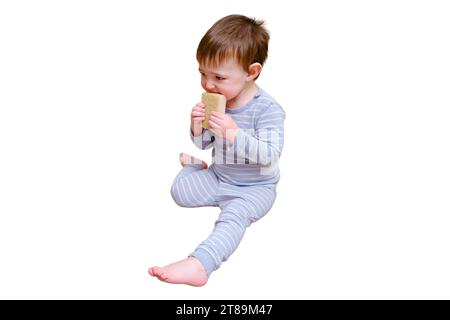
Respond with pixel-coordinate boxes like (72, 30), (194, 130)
(190, 102), (206, 136)
(208, 111), (239, 143)
(191, 102), (206, 123)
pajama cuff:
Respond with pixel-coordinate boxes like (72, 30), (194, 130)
(190, 248), (216, 277)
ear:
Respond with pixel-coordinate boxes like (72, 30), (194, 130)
(246, 63), (262, 81)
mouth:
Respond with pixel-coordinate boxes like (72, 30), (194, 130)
(206, 91), (225, 98)
(206, 90), (224, 96)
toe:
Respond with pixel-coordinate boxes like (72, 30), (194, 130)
(157, 272), (169, 281)
(150, 266), (163, 277)
(148, 267), (157, 276)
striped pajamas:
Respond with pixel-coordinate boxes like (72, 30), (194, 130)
(171, 87), (285, 276)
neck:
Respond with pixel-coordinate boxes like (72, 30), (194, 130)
(227, 82), (258, 108)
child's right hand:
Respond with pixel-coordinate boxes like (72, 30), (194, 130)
(191, 102), (206, 123)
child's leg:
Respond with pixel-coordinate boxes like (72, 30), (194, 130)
(191, 185), (277, 276)
(170, 154), (219, 208)
(148, 153), (219, 286)
(189, 198), (253, 276)
(148, 199), (252, 287)
(150, 176), (276, 286)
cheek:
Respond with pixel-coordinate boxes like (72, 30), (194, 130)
(200, 79), (207, 90)
(218, 87), (231, 98)
(221, 84), (238, 96)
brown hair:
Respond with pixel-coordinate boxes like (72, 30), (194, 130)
(197, 14), (270, 73)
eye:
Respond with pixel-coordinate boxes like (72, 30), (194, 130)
(200, 72), (206, 77)
(216, 76), (226, 80)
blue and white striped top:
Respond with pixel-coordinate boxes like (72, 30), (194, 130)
(191, 87), (286, 186)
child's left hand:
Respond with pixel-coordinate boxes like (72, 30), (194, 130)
(208, 112), (239, 143)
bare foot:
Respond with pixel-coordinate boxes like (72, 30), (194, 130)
(179, 152), (208, 169)
(148, 257), (208, 287)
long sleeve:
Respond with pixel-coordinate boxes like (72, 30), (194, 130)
(190, 128), (215, 150)
(231, 104), (285, 166)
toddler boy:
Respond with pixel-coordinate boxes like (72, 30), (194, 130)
(149, 14), (286, 286)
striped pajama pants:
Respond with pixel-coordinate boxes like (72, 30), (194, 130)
(170, 163), (277, 276)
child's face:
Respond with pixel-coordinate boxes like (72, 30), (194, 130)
(199, 59), (251, 102)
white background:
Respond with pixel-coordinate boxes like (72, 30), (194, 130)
(0, 0), (449, 299)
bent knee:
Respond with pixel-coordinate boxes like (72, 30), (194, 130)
(170, 181), (193, 208)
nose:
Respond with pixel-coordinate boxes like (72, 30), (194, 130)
(205, 80), (215, 91)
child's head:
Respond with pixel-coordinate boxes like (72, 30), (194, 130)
(197, 14), (270, 101)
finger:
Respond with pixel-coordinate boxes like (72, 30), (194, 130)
(209, 116), (218, 127)
(210, 111), (224, 118)
(209, 114), (222, 125)
(209, 119), (221, 130)
(192, 116), (206, 121)
(193, 106), (206, 112)
(192, 112), (205, 119)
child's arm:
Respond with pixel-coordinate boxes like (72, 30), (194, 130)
(235, 104), (285, 166)
(190, 102), (214, 150)
(210, 104), (285, 166)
